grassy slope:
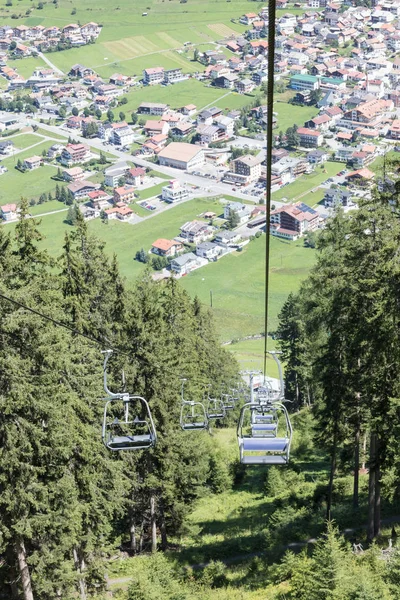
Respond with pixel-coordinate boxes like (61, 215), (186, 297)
(180, 236), (316, 341)
(272, 162), (340, 202)
(0, 141), (69, 205)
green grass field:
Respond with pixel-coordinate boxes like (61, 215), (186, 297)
(0, 142), (68, 205)
(272, 162), (340, 202)
(274, 101), (319, 133)
(180, 236), (316, 341)
(118, 79), (256, 114)
(7, 133), (46, 150)
(6, 55), (48, 79)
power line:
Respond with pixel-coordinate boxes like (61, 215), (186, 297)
(263, 0), (277, 380)
(0, 291), (131, 357)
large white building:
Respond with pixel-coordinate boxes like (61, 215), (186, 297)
(162, 179), (190, 203)
(158, 142), (205, 171)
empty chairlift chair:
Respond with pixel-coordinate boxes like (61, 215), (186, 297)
(221, 393), (235, 411)
(101, 350), (157, 452)
(103, 394), (157, 451)
(250, 407), (278, 437)
(237, 402), (292, 465)
(179, 379), (208, 431)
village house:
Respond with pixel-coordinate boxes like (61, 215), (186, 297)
(138, 102), (169, 116)
(67, 180), (100, 200)
(125, 167), (146, 186)
(1, 203), (18, 221)
(63, 166), (85, 182)
(87, 190), (112, 210)
(23, 155), (42, 170)
(162, 179), (190, 203)
(195, 241), (222, 261)
(61, 143), (90, 166)
(104, 205), (134, 221)
(170, 252), (206, 276)
(143, 120), (169, 137)
(224, 202), (252, 225)
(179, 220), (214, 244)
(113, 185), (136, 204)
(158, 143), (205, 171)
(270, 202), (320, 240)
(151, 238), (183, 257)
(297, 128), (323, 147)
(143, 67), (165, 85)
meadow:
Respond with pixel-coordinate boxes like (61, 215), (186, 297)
(180, 235), (316, 341)
(0, 141), (69, 205)
(272, 162), (340, 202)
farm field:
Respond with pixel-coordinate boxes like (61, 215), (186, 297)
(118, 79), (257, 115)
(0, 141), (68, 205)
(272, 162), (340, 202)
(180, 236), (316, 341)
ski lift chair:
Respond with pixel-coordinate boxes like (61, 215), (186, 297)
(221, 393), (235, 411)
(250, 406), (278, 437)
(102, 395), (157, 451)
(179, 378), (208, 431)
(180, 401), (208, 431)
(203, 384), (226, 420)
(237, 401), (292, 465)
(101, 350), (157, 452)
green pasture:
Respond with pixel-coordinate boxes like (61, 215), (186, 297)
(7, 133), (45, 150)
(274, 101), (319, 133)
(114, 79), (256, 114)
(6, 55), (48, 79)
(0, 141), (67, 205)
(272, 162), (340, 202)
(180, 236), (316, 341)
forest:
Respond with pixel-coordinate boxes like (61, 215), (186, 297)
(2, 171), (400, 599)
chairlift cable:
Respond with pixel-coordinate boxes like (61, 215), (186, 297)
(263, 0), (277, 381)
(0, 291), (131, 357)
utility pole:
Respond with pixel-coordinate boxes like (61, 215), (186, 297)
(210, 289), (213, 308)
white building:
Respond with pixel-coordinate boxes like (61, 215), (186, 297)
(162, 179), (190, 203)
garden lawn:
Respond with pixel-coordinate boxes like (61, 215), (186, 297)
(136, 182), (166, 201)
(7, 133), (45, 150)
(0, 142), (67, 205)
(180, 236), (316, 342)
(272, 162), (340, 202)
(273, 101), (319, 133)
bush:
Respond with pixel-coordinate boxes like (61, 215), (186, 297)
(200, 561), (227, 588)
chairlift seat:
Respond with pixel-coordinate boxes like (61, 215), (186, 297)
(106, 433), (154, 450)
(182, 422), (207, 430)
(242, 437), (288, 452)
(251, 424), (277, 432)
(253, 414), (275, 422)
(208, 412), (225, 419)
(242, 455), (288, 465)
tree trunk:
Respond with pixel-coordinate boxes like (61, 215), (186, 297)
(374, 436), (381, 538)
(353, 424), (360, 509)
(72, 548), (87, 600)
(130, 521), (137, 554)
(367, 433), (376, 543)
(362, 432), (367, 470)
(150, 496), (157, 553)
(326, 427), (338, 521)
(159, 498), (168, 551)
(15, 539), (34, 600)
(139, 521), (145, 554)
